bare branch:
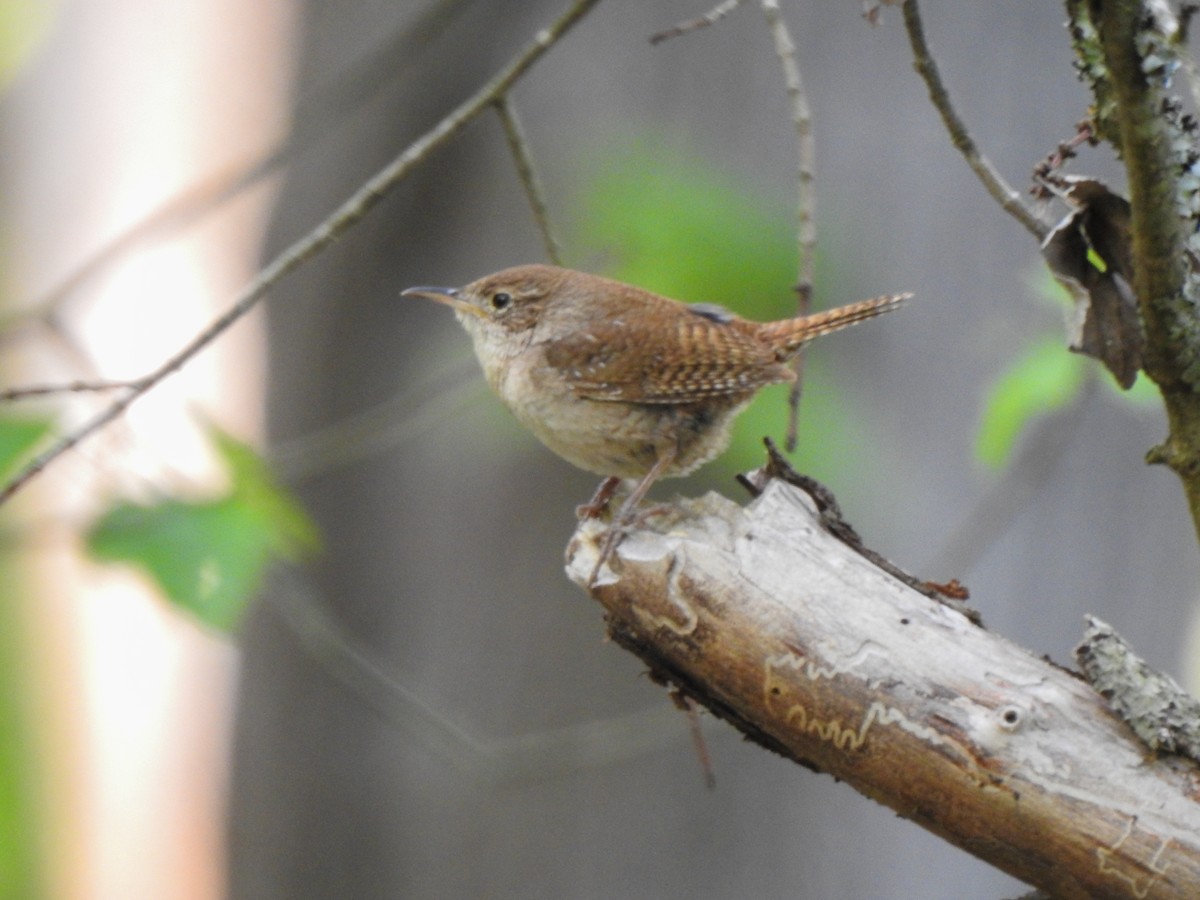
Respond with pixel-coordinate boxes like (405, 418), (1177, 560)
(567, 480), (1200, 898)
(0, 0), (604, 507)
(901, 0), (1048, 241)
(649, 0), (748, 45)
(494, 95), (563, 266)
(0, 379), (141, 402)
(759, 1), (816, 303)
(758, 0), (817, 451)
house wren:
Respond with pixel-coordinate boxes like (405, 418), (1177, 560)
(403, 264), (907, 573)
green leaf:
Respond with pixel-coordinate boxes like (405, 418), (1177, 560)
(0, 414), (52, 481)
(88, 498), (267, 631)
(210, 427), (320, 559)
(976, 337), (1087, 469)
(1086, 245), (1108, 273)
(86, 427), (318, 631)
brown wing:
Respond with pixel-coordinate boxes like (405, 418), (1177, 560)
(542, 305), (794, 404)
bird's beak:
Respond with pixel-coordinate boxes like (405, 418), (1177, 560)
(401, 285), (485, 319)
(402, 285), (458, 303)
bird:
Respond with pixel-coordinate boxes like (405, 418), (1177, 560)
(403, 264), (908, 578)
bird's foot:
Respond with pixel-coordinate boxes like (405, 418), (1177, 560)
(576, 476), (623, 520)
(586, 502), (670, 588)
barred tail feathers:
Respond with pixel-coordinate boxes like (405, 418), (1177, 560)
(760, 292), (910, 358)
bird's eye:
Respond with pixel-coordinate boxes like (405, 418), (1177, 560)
(490, 292), (512, 311)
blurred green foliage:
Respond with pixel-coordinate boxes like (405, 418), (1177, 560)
(573, 146), (872, 486)
(0, 414), (51, 479)
(87, 427), (319, 631)
(0, 0), (60, 90)
(976, 336), (1087, 469)
(0, 414), (53, 900)
(975, 274), (1158, 469)
(0, 567), (45, 900)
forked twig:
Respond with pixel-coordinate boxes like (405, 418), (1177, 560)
(0, 0), (604, 506)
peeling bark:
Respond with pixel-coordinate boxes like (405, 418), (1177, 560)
(567, 480), (1200, 899)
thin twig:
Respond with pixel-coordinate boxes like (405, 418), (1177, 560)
(494, 95), (563, 265)
(759, 0), (816, 451)
(0, 379), (141, 402)
(0, 0), (604, 507)
(901, 0), (1047, 241)
(650, 0), (748, 45)
(1031, 120), (1097, 199)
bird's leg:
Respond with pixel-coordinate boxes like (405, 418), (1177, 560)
(588, 444), (677, 587)
(576, 476), (623, 520)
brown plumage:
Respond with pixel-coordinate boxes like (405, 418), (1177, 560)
(544, 289), (904, 404)
(403, 264), (908, 577)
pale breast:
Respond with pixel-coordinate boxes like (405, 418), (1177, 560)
(495, 348), (749, 477)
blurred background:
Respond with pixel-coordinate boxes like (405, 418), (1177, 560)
(2, 0), (1197, 898)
